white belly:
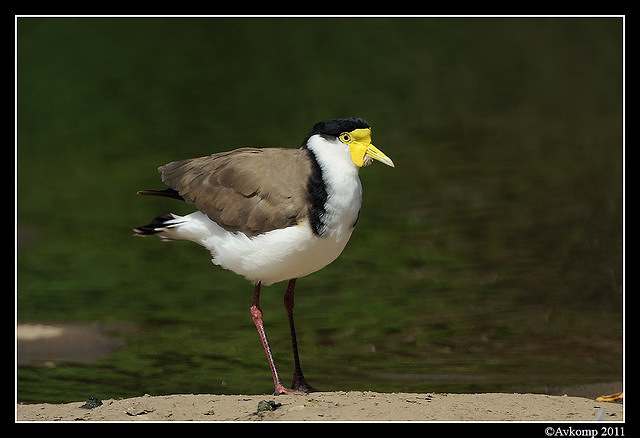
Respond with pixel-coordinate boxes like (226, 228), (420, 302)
(162, 211), (354, 286)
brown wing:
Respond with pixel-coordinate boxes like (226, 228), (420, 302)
(158, 147), (312, 237)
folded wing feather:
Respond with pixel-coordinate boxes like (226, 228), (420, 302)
(158, 147), (312, 237)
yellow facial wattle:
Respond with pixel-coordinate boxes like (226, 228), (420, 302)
(340, 128), (395, 168)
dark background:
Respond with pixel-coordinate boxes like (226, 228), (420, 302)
(17, 17), (623, 403)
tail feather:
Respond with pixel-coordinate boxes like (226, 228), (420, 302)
(133, 213), (183, 238)
(135, 188), (186, 239)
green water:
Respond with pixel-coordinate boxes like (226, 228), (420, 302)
(17, 17), (623, 403)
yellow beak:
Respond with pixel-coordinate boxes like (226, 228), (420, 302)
(347, 128), (395, 168)
(363, 144), (395, 168)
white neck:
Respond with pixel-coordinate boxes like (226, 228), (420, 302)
(306, 135), (363, 241)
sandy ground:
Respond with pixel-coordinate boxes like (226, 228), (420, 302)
(16, 323), (624, 422)
(17, 389), (623, 422)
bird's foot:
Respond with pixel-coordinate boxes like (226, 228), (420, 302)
(272, 375), (319, 395)
(291, 373), (318, 393)
(273, 384), (311, 395)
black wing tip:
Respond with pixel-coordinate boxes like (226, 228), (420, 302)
(137, 188), (184, 201)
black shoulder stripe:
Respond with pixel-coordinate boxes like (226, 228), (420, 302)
(304, 148), (328, 237)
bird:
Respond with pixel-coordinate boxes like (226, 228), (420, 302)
(134, 117), (394, 395)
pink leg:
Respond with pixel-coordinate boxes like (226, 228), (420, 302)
(250, 281), (312, 395)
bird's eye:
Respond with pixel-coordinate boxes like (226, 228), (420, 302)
(339, 132), (352, 143)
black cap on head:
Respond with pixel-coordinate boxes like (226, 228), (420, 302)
(309, 118), (370, 138)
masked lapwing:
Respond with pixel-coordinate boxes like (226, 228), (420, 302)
(134, 117), (394, 395)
